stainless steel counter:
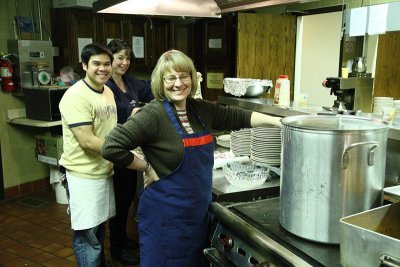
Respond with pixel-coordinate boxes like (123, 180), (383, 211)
(218, 96), (400, 141)
(219, 96), (400, 185)
(212, 168), (280, 203)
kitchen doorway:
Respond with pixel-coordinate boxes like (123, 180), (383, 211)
(294, 9), (343, 107)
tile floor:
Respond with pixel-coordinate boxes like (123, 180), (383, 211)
(0, 189), (140, 267)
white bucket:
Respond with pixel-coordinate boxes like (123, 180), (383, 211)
(53, 182), (68, 205)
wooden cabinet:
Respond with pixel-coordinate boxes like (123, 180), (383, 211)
(125, 16), (170, 72)
(51, 8), (98, 76)
(52, 8), (171, 74)
(97, 13), (125, 44)
(125, 16), (150, 72)
(196, 15), (236, 101)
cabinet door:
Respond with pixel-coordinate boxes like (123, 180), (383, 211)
(172, 19), (196, 60)
(125, 16), (149, 72)
(151, 18), (171, 68)
(97, 14), (125, 46)
(198, 16), (235, 101)
(52, 8), (98, 75)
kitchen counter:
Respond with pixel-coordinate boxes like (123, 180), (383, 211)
(218, 96), (400, 141)
(212, 168), (280, 203)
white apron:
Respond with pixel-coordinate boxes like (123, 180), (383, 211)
(66, 171), (116, 230)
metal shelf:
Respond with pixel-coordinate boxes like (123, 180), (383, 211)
(6, 108), (61, 127)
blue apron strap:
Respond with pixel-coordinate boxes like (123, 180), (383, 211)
(163, 100), (184, 135)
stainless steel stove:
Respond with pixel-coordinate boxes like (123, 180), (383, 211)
(205, 198), (341, 267)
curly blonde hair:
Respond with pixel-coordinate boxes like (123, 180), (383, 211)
(151, 50), (198, 101)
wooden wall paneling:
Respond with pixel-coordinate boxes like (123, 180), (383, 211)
(236, 13), (296, 99)
(374, 31), (400, 99)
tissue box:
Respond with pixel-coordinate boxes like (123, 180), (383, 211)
(35, 135), (63, 166)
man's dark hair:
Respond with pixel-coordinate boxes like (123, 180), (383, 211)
(81, 43), (113, 65)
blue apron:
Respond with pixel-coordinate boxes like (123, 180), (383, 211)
(137, 100), (214, 267)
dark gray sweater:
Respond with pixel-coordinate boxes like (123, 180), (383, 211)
(102, 98), (252, 178)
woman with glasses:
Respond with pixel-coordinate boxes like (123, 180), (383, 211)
(102, 49), (281, 267)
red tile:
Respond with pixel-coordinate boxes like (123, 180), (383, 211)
(4, 186), (19, 199)
(53, 246), (74, 258)
(41, 242), (64, 253)
(19, 182), (33, 195)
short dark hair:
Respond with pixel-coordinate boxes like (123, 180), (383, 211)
(81, 43), (113, 65)
(107, 39), (133, 72)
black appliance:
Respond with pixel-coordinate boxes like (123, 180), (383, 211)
(23, 87), (67, 121)
(323, 77), (373, 112)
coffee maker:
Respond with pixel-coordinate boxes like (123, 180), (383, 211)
(324, 77), (374, 112)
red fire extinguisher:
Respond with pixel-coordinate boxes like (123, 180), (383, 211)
(0, 56), (14, 91)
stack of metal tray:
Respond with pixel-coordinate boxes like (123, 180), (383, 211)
(340, 202), (400, 267)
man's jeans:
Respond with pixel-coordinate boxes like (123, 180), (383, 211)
(73, 223), (106, 267)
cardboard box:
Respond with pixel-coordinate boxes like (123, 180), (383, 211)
(35, 135), (63, 166)
(53, 0), (95, 8)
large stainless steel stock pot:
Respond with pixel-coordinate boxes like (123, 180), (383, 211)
(280, 115), (389, 244)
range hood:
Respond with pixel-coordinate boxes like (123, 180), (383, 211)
(93, 0), (221, 17)
(93, 0), (313, 17)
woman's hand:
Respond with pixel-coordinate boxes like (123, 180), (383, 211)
(143, 165), (159, 188)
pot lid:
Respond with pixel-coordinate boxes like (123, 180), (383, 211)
(281, 115), (389, 131)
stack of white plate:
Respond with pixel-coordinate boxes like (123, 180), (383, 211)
(250, 127), (281, 166)
(394, 100), (400, 117)
(373, 97), (393, 117)
(230, 128), (252, 156)
(216, 134), (231, 148)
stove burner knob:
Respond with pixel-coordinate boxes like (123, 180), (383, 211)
(219, 236), (234, 251)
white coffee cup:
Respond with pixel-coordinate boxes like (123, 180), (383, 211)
(341, 67), (349, 78)
(382, 107), (395, 124)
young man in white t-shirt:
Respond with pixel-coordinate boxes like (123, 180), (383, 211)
(59, 43), (117, 267)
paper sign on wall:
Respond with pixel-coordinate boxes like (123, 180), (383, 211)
(387, 2), (400, 32)
(78, 38), (93, 62)
(208, 39), (222, 49)
(132, 36), (144, 58)
(348, 7), (367, 37)
(367, 4), (388, 35)
(206, 72), (224, 89)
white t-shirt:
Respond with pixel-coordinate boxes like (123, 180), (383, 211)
(59, 79), (117, 179)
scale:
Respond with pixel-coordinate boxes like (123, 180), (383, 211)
(38, 70), (51, 85)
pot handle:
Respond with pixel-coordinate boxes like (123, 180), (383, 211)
(342, 141), (379, 169)
(380, 254), (400, 267)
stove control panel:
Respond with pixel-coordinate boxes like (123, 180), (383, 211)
(210, 223), (286, 267)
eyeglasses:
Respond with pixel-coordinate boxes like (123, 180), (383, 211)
(163, 74), (191, 84)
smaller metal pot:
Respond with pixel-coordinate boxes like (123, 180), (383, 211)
(244, 85), (271, 97)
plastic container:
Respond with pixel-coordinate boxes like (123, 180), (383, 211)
(53, 182), (68, 204)
(274, 75), (290, 107)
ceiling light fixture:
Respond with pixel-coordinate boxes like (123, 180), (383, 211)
(93, 0), (222, 18)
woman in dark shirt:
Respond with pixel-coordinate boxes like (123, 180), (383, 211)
(105, 39), (154, 265)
